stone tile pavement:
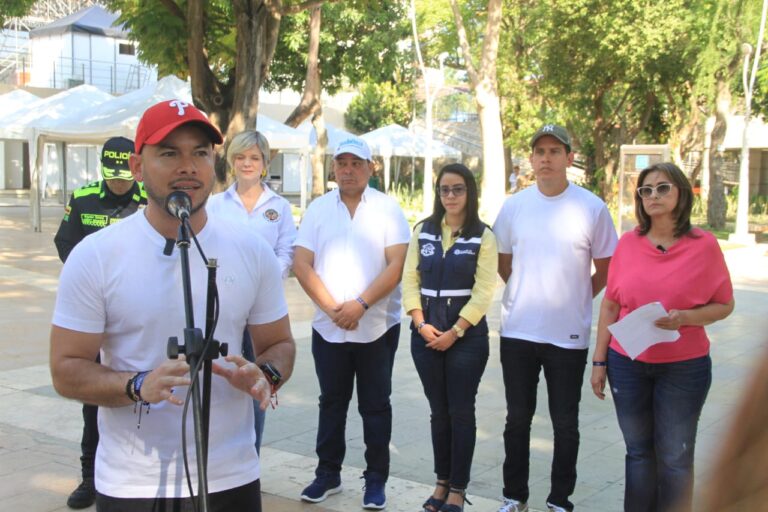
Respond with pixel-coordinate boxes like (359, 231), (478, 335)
(1, 203), (767, 512)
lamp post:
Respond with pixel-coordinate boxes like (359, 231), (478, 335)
(730, 0), (767, 244)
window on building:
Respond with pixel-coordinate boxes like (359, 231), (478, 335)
(119, 43), (136, 56)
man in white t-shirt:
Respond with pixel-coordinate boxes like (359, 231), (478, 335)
(293, 137), (410, 510)
(49, 100), (296, 512)
(493, 124), (618, 512)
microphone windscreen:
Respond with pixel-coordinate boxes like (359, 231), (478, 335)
(165, 191), (192, 220)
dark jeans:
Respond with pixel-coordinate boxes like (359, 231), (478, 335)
(95, 479), (261, 511)
(81, 354), (101, 479)
(311, 324), (399, 479)
(500, 338), (588, 511)
(411, 331), (488, 488)
(607, 348), (711, 512)
(242, 329), (266, 454)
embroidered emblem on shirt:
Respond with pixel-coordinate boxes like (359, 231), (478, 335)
(263, 209), (279, 222)
(421, 243), (435, 257)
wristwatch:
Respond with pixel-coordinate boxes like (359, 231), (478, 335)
(451, 325), (465, 338)
(259, 362), (282, 387)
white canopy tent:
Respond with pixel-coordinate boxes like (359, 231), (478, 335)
(0, 89), (42, 189)
(296, 121), (356, 153)
(0, 89), (42, 117)
(2, 85), (113, 194)
(1, 84), (114, 141)
(26, 76), (310, 229)
(360, 124), (461, 191)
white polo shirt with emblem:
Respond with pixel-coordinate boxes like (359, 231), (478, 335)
(295, 187), (411, 343)
(208, 182), (297, 278)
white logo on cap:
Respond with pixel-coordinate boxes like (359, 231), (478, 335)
(170, 100), (189, 116)
(542, 124), (555, 132)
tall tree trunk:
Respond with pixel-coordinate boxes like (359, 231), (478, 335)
(284, 6), (324, 199)
(450, 0), (505, 219)
(476, 83), (506, 218)
(311, 110), (328, 198)
(707, 77), (730, 229)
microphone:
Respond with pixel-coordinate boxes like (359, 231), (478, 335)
(165, 191), (192, 221)
(656, 244), (667, 254)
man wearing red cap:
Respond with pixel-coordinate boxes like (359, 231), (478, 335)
(49, 100), (296, 511)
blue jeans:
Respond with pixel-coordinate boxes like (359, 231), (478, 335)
(311, 325), (399, 479)
(500, 338), (588, 511)
(607, 348), (711, 512)
(242, 330), (266, 453)
(411, 330), (489, 488)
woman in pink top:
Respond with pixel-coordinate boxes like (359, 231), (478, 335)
(590, 163), (734, 512)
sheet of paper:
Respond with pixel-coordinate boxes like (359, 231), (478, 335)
(607, 302), (681, 360)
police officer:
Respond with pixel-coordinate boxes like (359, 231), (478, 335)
(54, 136), (146, 262)
(53, 136), (147, 509)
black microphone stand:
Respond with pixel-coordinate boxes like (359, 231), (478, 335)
(166, 214), (226, 512)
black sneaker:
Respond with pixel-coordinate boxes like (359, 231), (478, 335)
(67, 478), (95, 509)
(300, 473), (342, 503)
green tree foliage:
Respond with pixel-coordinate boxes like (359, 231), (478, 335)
(535, 0), (701, 193)
(267, 1), (409, 95)
(106, 0), (231, 80)
(345, 82), (413, 133)
(0, 0), (36, 26)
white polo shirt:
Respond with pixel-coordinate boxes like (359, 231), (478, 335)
(207, 182), (297, 278)
(295, 187), (410, 343)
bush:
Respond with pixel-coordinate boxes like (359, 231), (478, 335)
(346, 82), (413, 134)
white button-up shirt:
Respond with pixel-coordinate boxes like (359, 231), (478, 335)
(295, 187), (410, 343)
(208, 182), (297, 278)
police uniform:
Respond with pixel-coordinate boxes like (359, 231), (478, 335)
(54, 180), (147, 262)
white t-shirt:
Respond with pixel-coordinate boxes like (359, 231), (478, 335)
(207, 182), (297, 278)
(294, 187), (410, 343)
(493, 182), (617, 349)
(52, 211), (288, 498)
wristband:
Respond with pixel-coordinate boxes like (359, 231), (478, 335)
(126, 371), (150, 403)
(592, 361), (607, 367)
(356, 296), (369, 310)
(416, 321), (426, 332)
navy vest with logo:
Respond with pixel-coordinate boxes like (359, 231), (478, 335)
(416, 220), (488, 336)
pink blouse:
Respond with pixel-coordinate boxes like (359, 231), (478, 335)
(605, 228), (733, 363)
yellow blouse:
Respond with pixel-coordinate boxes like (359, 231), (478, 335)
(402, 218), (498, 326)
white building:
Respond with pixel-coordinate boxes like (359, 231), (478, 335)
(27, 5), (155, 93)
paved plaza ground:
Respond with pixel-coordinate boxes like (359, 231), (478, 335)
(1, 201), (767, 512)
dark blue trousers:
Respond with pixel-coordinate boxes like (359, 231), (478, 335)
(311, 324), (399, 479)
(411, 331), (488, 488)
(500, 338), (588, 511)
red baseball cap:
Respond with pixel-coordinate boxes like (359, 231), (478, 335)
(135, 99), (223, 153)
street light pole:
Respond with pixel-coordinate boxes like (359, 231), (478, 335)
(731, 0), (767, 244)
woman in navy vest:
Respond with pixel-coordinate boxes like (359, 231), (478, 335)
(402, 163), (498, 512)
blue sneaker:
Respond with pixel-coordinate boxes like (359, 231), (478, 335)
(300, 473), (342, 503)
(362, 472), (386, 509)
